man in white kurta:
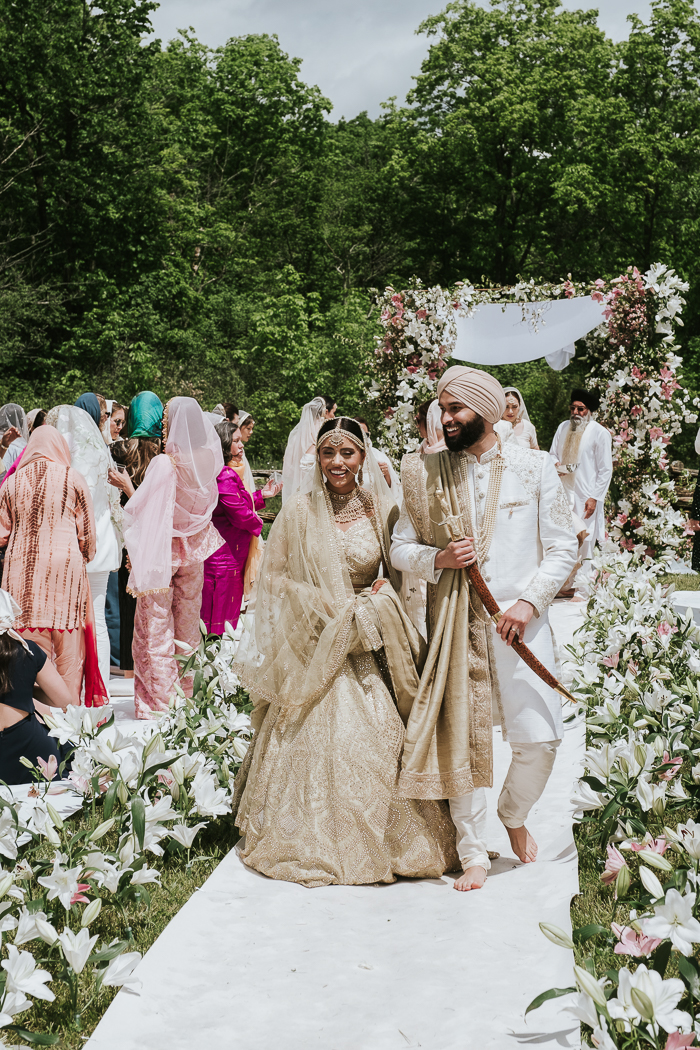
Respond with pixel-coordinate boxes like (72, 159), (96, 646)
(391, 366), (577, 891)
(549, 388), (613, 556)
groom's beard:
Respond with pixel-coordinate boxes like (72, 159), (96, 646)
(444, 414), (486, 452)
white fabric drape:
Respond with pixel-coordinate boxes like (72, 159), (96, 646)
(281, 398), (326, 503)
(453, 297), (606, 370)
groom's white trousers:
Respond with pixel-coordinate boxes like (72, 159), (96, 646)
(449, 739), (560, 871)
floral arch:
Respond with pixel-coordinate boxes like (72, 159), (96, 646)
(365, 265), (699, 559)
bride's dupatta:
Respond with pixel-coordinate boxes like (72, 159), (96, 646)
(232, 450), (426, 809)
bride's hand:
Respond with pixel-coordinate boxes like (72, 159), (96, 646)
(370, 579), (388, 595)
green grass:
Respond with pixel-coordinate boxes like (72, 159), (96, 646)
(31, 814), (241, 1047)
(661, 572), (700, 591)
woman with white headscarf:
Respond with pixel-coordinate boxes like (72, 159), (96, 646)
(0, 404), (29, 481)
(281, 397), (327, 503)
(46, 404), (122, 690)
(494, 387), (539, 449)
(124, 397), (224, 717)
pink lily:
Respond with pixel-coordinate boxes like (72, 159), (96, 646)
(665, 1036), (695, 1049)
(601, 845), (627, 886)
(658, 753), (683, 781)
(630, 836), (667, 855)
(37, 755), (58, 782)
(611, 923), (662, 957)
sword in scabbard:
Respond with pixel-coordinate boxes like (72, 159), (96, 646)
(433, 478), (576, 705)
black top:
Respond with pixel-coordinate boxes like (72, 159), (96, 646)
(0, 640), (46, 713)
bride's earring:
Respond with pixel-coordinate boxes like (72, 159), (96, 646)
(357, 465), (364, 486)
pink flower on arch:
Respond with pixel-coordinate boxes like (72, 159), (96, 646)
(630, 406), (643, 417)
(416, 308), (427, 320)
(649, 427), (664, 441)
(601, 652), (620, 668)
(657, 622), (677, 639)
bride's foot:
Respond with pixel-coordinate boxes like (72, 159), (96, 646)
(453, 865), (487, 891)
(506, 825), (538, 863)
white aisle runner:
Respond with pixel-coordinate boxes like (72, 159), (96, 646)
(87, 605), (584, 1050)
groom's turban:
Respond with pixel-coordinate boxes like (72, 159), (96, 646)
(437, 366), (506, 425)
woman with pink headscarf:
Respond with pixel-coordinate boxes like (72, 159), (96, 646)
(123, 397), (224, 718)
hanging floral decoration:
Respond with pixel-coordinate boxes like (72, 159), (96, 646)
(367, 264), (698, 561)
(584, 264), (699, 559)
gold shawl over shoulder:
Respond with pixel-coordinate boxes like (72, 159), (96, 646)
(399, 450), (493, 800)
(233, 461), (425, 718)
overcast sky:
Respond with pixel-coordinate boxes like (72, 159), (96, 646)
(149, 1), (680, 120)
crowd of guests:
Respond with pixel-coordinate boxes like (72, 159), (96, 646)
(0, 392), (288, 781)
(0, 381), (614, 790)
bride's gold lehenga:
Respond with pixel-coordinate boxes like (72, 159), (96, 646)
(236, 515), (458, 887)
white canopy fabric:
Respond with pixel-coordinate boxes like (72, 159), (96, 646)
(453, 296), (607, 371)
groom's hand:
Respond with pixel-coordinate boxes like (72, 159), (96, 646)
(435, 538), (476, 570)
(496, 600), (535, 647)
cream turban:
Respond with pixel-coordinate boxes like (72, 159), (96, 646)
(437, 366), (506, 425)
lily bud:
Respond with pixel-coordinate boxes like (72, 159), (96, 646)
(81, 898), (102, 927)
(539, 923), (574, 950)
(637, 849), (672, 872)
(90, 817), (116, 842)
(18, 756), (34, 770)
(0, 874), (13, 898)
(615, 864), (630, 898)
(46, 802), (64, 830)
(574, 965), (607, 1009)
(634, 743), (648, 769)
(630, 987), (654, 1023)
(45, 823), (61, 846)
(639, 865), (664, 899)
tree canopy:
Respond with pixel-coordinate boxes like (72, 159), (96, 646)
(1, 0), (699, 459)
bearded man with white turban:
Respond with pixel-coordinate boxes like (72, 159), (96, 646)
(391, 366), (577, 891)
(549, 388), (613, 559)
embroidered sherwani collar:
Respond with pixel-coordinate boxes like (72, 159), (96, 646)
(454, 439), (501, 465)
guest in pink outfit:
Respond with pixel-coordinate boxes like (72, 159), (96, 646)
(123, 397), (224, 718)
(201, 421), (280, 634)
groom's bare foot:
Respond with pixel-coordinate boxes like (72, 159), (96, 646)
(453, 865), (487, 891)
(506, 825), (538, 863)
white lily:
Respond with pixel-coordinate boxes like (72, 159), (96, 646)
(2, 945), (55, 1001)
(190, 769), (231, 818)
(37, 855), (83, 910)
(130, 866), (161, 886)
(607, 965), (690, 1034)
(57, 927), (98, 974)
(168, 823), (207, 849)
(101, 950), (142, 988)
(642, 889), (700, 956)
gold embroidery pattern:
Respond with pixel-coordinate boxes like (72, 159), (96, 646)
(502, 443), (542, 500)
(407, 545), (439, 581)
(550, 482), (574, 530)
(520, 574), (560, 615)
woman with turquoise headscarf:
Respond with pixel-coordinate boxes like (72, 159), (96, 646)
(109, 392), (164, 677)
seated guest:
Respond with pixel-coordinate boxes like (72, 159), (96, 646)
(201, 421), (280, 634)
(0, 590), (74, 785)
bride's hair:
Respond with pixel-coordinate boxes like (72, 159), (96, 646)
(316, 416), (366, 450)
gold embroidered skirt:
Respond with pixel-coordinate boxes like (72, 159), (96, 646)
(236, 650), (459, 887)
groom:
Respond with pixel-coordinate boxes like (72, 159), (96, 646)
(391, 366), (577, 891)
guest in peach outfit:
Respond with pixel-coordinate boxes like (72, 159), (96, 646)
(123, 397), (224, 718)
(0, 426), (107, 706)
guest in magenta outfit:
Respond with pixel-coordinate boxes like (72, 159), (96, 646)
(201, 421), (281, 634)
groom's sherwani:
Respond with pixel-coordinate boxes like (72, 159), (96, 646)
(391, 440), (578, 868)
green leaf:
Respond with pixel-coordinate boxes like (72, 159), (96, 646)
(131, 796), (146, 851)
(573, 924), (609, 944)
(525, 986), (576, 1017)
(5, 1028), (60, 1046)
(651, 939), (673, 977)
(89, 939), (129, 964)
(677, 954), (700, 998)
(581, 775), (607, 793)
(103, 779), (119, 820)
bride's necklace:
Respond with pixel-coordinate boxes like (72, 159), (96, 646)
(327, 484), (367, 523)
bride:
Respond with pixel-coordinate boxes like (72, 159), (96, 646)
(234, 417), (457, 887)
